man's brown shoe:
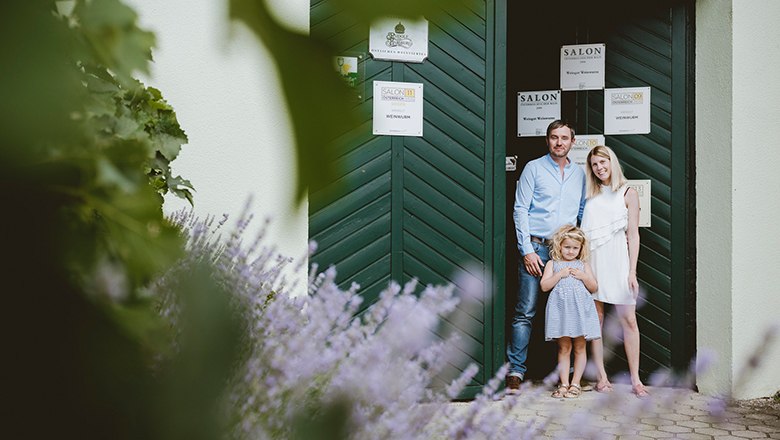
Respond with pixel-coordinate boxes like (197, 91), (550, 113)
(505, 375), (522, 395)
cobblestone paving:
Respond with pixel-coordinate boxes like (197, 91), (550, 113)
(457, 384), (780, 439)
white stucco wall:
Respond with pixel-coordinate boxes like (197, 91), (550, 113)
(127, 0), (310, 295)
(697, 0), (780, 399)
(695, 0), (733, 397)
(730, 0), (780, 399)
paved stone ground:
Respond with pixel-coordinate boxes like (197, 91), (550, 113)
(454, 384), (780, 439)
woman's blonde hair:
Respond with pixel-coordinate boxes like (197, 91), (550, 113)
(586, 145), (628, 199)
(549, 224), (589, 262)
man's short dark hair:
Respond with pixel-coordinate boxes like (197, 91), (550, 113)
(546, 120), (575, 139)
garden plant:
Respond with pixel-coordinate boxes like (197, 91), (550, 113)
(2, 1), (775, 439)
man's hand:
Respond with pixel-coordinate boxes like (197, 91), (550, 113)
(523, 252), (544, 277)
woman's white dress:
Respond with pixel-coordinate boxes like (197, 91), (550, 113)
(581, 185), (635, 305)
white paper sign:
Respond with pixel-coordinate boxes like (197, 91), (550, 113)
(604, 87), (651, 135)
(569, 134), (605, 171)
(626, 179), (652, 227)
(517, 90), (561, 137)
(334, 56), (359, 87)
(373, 81), (424, 137)
(560, 43), (605, 91)
(369, 18), (428, 63)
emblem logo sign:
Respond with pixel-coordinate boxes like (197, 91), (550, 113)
(386, 22), (413, 49)
(369, 18), (429, 63)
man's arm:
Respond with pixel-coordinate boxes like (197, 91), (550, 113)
(577, 171), (586, 225)
(513, 164), (535, 255)
(514, 163), (545, 276)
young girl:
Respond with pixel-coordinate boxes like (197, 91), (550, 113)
(540, 225), (601, 398)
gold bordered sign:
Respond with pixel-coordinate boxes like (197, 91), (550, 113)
(570, 134), (606, 171)
(604, 87), (652, 135)
(372, 81), (424, 137)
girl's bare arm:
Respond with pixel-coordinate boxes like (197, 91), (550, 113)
(540, 261), (562, 292)
(579, 262), (599, 293)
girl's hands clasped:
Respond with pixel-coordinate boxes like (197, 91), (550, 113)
(558, 267), (572, 278)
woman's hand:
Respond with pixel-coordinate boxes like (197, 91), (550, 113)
(628, 271), (639, 298)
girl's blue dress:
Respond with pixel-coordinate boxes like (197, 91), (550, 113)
(545, 260), (602, 341)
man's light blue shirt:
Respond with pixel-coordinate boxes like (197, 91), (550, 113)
(513, 154), (586, 255)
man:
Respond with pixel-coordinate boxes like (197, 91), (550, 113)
(506, 120), (586, 394)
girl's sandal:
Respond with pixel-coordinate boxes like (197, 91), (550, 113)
(551, 384), (569, 398)
(564, 384), (582, 398)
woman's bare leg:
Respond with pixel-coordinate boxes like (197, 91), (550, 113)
(615, 304), (644, 390)
(591, 301), (611, 389)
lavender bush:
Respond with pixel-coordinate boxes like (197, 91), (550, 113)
(153, 207), (476, 438)
(151, 207), (774, 440)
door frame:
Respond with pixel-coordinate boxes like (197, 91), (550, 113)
(492, 0), (696, 381)
(489, 0), (508, 380)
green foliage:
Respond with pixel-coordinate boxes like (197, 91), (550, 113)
(1, 1), (231, 438)
(1, 0), (465, 438)
(2, 0), (193, 295)
(75, 0), (156, 86)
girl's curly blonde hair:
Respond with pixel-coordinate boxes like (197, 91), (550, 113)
(549, 224), (590, 262)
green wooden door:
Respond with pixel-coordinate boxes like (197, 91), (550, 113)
(310, 1), (505, 395)
(585, 1), (695, 376)
(506, 0), (695, 378)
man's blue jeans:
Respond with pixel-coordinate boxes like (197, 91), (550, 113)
(507, 242), (550, 378)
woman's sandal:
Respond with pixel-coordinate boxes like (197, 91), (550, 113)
(594, 381), (613, 393)
(564, 384), (582, 398)
(632, 384), (650, 398)
(551, 384), (569, 398)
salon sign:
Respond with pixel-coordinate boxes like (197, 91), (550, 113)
(560, 43), (606, 91)
(604, 87), (652, 135)
(372, 81), (424, 137)
(569, 134), (605, 171)
(626, 179), (652, 227)
(517, 90), (561, 137)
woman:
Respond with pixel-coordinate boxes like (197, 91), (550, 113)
(580, 145), (649, 398)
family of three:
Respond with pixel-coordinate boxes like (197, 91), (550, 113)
(506, 120), (649, 399)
